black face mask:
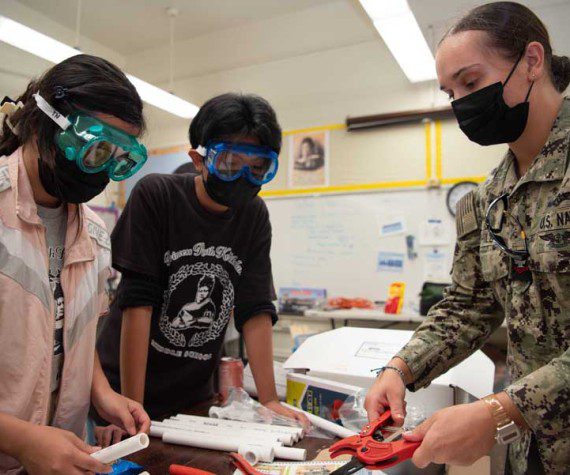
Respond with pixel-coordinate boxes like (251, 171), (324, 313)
(451, 52), (534, 146)
(38, 150), (110, 204)
(203, 172), (261, 208)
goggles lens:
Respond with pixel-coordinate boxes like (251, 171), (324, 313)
(58, 113), (148, 181)
(206, 142), (278, 185)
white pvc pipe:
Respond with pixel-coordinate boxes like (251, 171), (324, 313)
(162, 431), (306, 461)
(273, 445), (307, 462)
(282, 403), (357, 439)
(169, 417), (296, 444)
(159, 419), (294, 445)
(91, 433), (150, 464)
(238, 445), (260, 465)
(152, 423), (283, 447)
(175, 413), (305, 438)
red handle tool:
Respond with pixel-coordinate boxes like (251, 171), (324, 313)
(169, 464), (216, 475)
(329, 410), (420, 472)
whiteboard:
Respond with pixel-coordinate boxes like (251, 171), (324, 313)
(266, 188), (457, 309)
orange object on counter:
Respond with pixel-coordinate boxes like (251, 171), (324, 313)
(384, 282), (406, 314)
(328, 297), (374, 309)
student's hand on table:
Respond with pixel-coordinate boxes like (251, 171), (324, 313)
(92, 387), (151, 437)
(95, 424), (127, 448)
(364, 367), (407, 425)
(402, 401), (496, 468)
(263, 400), (311, 428)
(16, 425), (112, 475)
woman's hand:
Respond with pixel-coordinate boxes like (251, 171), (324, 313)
(17, 425), (112, 475)
(263, 400), (311, 428)
(94, 424), (127, 448)
(364, 365), (408, 425)
(403, 401), (496, 468)
(92, 386), (150, 437)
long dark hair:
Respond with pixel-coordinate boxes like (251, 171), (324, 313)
(443, 2), (570, 93)
(0, 54), (145, 165)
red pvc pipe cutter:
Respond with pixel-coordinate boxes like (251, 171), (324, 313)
(329, 410), (420, 474)
(229, 452), (264, 475)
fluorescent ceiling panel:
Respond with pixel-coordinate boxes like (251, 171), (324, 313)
(359, 0), (436, 82)
(0, 15), (199, 118)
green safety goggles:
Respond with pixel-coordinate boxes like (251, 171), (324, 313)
(34, 92), (147, 181)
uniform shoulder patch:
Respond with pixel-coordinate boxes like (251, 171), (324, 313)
(87, 219), (111, 250)
(0, 165), (11, 192)
(456, 191), (479, 238)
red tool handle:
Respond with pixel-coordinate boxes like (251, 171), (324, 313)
(229, 452), (264, 475)
(169, 464), (216, 475)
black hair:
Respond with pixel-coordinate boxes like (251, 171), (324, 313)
(189, 93), (282, 153)
(443, 2), (570, 93)
(0, 54), (145, 164)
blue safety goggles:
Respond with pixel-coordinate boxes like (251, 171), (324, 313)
(197, 142), (279, 186)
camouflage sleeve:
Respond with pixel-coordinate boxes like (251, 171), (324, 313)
(396, 191), (505, 390)
(505, 349), (570, 440)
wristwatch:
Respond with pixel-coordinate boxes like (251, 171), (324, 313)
(482, 395), (522, 445)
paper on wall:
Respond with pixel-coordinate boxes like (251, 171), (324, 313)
(418, 218), (450, 246)
(377, 252), (405, 273)
(423, 249), (449, 281)
(377, 216), (406, 237)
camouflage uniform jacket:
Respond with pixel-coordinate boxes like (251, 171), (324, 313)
(396, 97), (570, 474)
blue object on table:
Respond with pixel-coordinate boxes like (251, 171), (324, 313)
(98, 459), (145, 475)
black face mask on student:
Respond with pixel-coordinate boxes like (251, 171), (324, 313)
(38, 150), (110, 204)
(451, 52), (534, 146)
(203, 172), (261, 208)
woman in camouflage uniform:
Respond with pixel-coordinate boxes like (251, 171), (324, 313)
(365, 3), (569, 474)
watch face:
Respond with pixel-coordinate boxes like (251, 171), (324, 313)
(496, 421), (522, 445)
(446, 181), (478, 216)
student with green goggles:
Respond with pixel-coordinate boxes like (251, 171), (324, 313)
(34, 92), (147, 181)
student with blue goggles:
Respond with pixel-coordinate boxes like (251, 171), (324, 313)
(96, 93), (308, 449)
(193, 139), (279, 207)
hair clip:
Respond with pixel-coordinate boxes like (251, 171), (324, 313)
(0, 97), (24, 135)
(54, 86), (68, 100)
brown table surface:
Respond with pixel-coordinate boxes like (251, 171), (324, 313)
(128, 403), (336, 475)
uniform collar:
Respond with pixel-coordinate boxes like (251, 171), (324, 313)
(505, 97), (570, 195)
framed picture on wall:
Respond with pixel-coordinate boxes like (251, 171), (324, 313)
(288, 130), (330, 188)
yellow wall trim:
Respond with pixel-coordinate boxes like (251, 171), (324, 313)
(148, 144), (187, 156)
(282, 123), (346, 136)
(261, 179), (429, 197)
(435, 120), (443, 179)
(424, 121), (432, 180)
(441, 176), (486, 185)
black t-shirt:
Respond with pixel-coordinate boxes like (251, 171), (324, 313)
(97, 173), (277, 419)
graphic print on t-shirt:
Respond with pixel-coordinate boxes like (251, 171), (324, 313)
(171, 274), (217, 330)
(49, 245), (65, 389)
(159, 260), (235, 350)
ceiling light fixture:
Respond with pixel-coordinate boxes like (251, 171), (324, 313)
(359, 0), (436, 83)
(0, 15), (199, 118)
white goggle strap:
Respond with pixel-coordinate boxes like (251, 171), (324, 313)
(33, 93), (71, 130)
(196, 145), (207, 157)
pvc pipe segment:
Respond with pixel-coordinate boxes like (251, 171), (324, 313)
(282, 403), (357, 439)
(158, 419), (294, 445)
(162, 431), (306, 461)
(91, 433), (149, 464)
(175, 413), (305, 438)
